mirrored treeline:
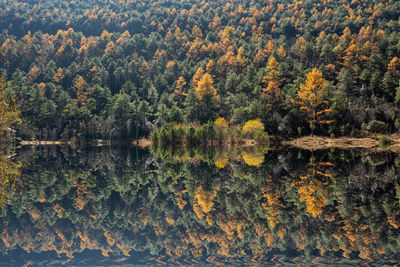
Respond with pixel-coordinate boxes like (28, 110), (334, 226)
(0, 146), (399, 265)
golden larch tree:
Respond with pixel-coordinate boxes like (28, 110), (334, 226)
(262, 57), (282, 110)
(206, 60), (215, 74)
(236, 46), (246, 67)
(166, 60), (175, 69)
(291, 159), (334, 218)
(266, 40), (274, 56)
(388, 57), (400, 74)
(195, 73), (217, 100)
(0, 154), (21, 209)
(291, 68), (333, 135)
(192, 66), (205, 88)
(73, 76), (88, 107)
(104, 41), (116, 55)
(174, 76), (187, 96)
(192, 25), (203, 39)
(193, 186), (217, 218)
(0, 76), (21, 136)
(53, 68), (64, 83)
(276, 45), (286, 59)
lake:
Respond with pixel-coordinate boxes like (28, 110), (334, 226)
(0, 145), (399, 265)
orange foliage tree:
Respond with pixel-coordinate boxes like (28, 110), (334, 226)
(0, 76), (21, 137)
(195, 73), (217, 100)
(291, 158), (334, 218)
(73, 76), (88, 107)
(53, 68), (64, 83)
(262, 57), (282, 110)
(192, 186), (217, 219)
(0, 154), (21, 209)
(291, 68), (333, 135)
(174, 76), (187, 96)
(191, 66), (204, 88)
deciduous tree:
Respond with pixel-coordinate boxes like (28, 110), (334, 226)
(195, 73), (217, 100)
(291, 68), (333, 135)
(0, 76), (21, 139)
(262, 57), (282, 110)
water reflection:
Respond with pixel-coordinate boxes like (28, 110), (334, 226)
(0, 153), (21, 210)
(0, 146), (399, 265)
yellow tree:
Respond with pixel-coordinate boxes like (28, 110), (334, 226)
(214, 117), (229, 145)
(217, 46), (236, 74)
(242, 119), (265, 135)
(206, 60), (215, 75)
(0, 154), (21, 209)
(73, 76), (88, 107)
(174, 76), (187, 96)
(192, 186), (217, 219)
(236, 46), (246, 68)
(0, 76), (21, 138)
(195, 73), (217, 100)
(388, 57), (400, 74)
(262, 57), (282, 110)
(291, 158), (333, 218)
(266, 40), (274, 57)
(53, 68), (64, 83)
(104, 41), (116, 55)
(116, 30), (131, 44)
(291, 68), (333, 135)
(276, 45), (286, 59)
(192, 66), (205, 88)
(192, 25), (203, 39)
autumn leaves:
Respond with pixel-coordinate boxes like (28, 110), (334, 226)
(262, 53), (333, 134)
(175, 52), (332, 136)
(0, 76), (22, 209)
(0, 76), (22, 142)
(174, 62), (218, 102)
(291, 68), (334, 135)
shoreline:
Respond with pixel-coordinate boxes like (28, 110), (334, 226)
(19, 134), (400, 151)
(283, 134), (400, 151)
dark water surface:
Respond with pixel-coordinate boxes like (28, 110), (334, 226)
(0, 145), (400, 266)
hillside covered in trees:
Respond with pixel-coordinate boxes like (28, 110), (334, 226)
(1, 0), (400, 140)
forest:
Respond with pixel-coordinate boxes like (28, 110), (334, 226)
(1, 0), (400, 142)
(0, 146), (399, 263)
(2, 1), (400, 264)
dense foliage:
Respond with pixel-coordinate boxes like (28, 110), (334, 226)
(0, 147), (399, 264)
(1, 0), (400, 140)
(0, 75), (21, 145)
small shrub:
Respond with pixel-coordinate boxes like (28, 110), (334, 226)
(242, 152), (264, 167)
(242, 119), (265, 136)
(215, 117), (229, 129)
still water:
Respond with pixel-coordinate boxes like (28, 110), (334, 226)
(0, 145), (399, 266)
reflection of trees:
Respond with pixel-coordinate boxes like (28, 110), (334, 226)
(0, 153), (21, 209)
(152, 145), (266, 168)
(290, 156), (333, 218)
(0, 148), (399, 263)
